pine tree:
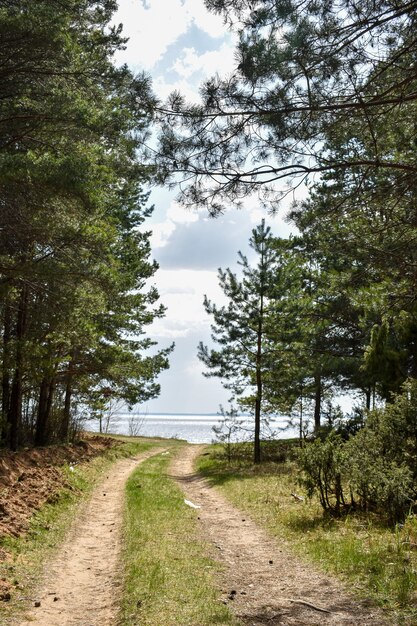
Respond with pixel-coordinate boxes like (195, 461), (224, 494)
(198, 221), (276, 463)
(0, 1), (170, 448)
(155, 0), (417, 212)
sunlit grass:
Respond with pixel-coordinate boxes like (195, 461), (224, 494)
(198, 443), (417, 624)
(120, 447), (239, 626)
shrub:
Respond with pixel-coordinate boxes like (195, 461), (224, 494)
(345, 428), (414, 522)
(298, 380), (417, 524)
(298, 432), (347, 516)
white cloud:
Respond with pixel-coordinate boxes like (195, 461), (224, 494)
(114, 0), (229, 71)
(185, 355), (207, 377)
(166, 202), (199, 224)
(171, 44), (236, 79)
(150, 319), (196, 339)
(114, 0), (191, 69)
(152, 75), (193, 101)
(150, 201), (199, 250)
(152, 204), (283, 270)
(183, 0), (227, 39)
(151, 268), (226, 339)
(161, 285), (195, 295)
(149, 220), (176, 249)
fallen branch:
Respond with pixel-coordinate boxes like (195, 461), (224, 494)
(289, 598), (332, 614)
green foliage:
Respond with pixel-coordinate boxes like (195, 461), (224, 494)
(156, 0), (417, 212)
(345, 429), (414, 523)
(298, 380), (417, 523)
(297, 433), (345, 515)
(156, 0), (417, 427)
(199, 220), (279, 462)
(0, 1), (171, 449)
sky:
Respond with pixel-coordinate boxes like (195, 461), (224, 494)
(113, 0), (294, 414)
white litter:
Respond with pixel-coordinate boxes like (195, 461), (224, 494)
(291, 492), (304, 502)
(184, 499), (201, 509)
(69, 466), (75, 473)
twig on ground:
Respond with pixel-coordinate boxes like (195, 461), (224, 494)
(289, 598), (332, 613)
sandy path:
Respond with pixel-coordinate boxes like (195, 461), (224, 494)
(17, 448), (163, 626)
(170, 445), (389, 626)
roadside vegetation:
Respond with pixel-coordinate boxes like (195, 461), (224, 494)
(120, 447), (239, 626)
(0, 1), (172, 453)
(0, 436), (163, 623)
(198, 440), (417, 625)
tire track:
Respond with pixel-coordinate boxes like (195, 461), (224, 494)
(17, 447), (163, 626)
(170, 445), (389, 626)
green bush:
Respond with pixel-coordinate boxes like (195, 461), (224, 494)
(298, 379), (417, 524)
(345, 428), (414, 522)
(298, 432), (346, 515)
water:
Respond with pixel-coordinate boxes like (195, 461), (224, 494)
(85, 413), (295, 443)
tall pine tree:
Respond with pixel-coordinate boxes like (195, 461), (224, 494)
(198, 221), (276, 463)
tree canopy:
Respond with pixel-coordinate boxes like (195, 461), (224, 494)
(155, 0), (417, 213)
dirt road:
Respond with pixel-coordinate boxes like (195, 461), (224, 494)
(10, 443), (389, 626)
(170, 444), (388, 626)
(16, 448), (162, 626)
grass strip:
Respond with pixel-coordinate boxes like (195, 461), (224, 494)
(0, 437), (163, 623)
(120, 447), (239, 626)
(198, 445), (417, 625)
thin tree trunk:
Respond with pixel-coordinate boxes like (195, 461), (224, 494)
(1, 299), (12, 443)
(61, 353), (75, 443)
(8, 286), (28, 450)
(35, 376), (56, 446)
(365, 387), (371, 410)
(46, 377), (55, 435)
(254, 285), (264, 465)
(313, 370), (322, 434)
(335, 473), (342, 516)
(35, 378), (49, 446)
(254, 395), (261, 464)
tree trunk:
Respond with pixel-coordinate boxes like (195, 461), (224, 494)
(35, 377), (55, 446)
(365, 386), (371, 410)
(313, 370), (322, 434)
(254, 282), (264, 465)
(335, 473), (342, 516)
(7, 286), (28, 450)
(35, 378), (49, 446)
(1, 299), (12, 443)
(61, 355), (75, 443)
(254, 395), (261, 464)
(46, 377), (55, 433)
